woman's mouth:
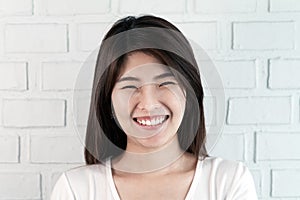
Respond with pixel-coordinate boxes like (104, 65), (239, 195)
(133, 115), (169, 127)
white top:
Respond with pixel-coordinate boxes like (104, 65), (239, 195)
(51, 157), (258, 200)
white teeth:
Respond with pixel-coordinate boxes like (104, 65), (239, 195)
(159, 118), (163, 123)
(151, 119), (155, 125)
(136, 116), (167, 126)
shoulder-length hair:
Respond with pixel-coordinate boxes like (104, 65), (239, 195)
(85, 15), (207, 164)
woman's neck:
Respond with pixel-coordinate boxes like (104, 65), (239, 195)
(111, 137), (197, 175)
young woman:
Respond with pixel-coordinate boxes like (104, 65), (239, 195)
(51, 15), (258, 199)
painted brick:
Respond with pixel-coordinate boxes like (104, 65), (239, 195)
(0, 173), (41, 199)
(119, 0), (185, 14)
(2, 99), (66, 127)
(77, 23), (109, 51)
(177, 22), (218, 50)
(0, 135), (19, 163)
(204, 96), (216, 126)
(74, 98), (90, 126)
(209, 134), (245, 161)
(233, 22), (295, 50)
(4, 24), (68, 53)
(272, 169), (300, 197)
(217, 60), (256, 89)
(256, 132), (300, 160)
(251, 170), (262, 197)
(201, 60), (256, 89)
(41, 62), (82, 91)
(270, 0), (300, 12)
(30, 135), (84, 163)
(44, 0), (110, 15)
(227, 97), (291, 124)
(269, 59), (300, 89)
(195, 0), (257, 13)
(0, 62), (27, 90)
(0, 0), (32, 15)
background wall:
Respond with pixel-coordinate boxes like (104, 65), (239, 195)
(0, 0), (300, 199)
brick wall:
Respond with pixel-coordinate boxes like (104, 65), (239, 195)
(1, 0), (300, 199)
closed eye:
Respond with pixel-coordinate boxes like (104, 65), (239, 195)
(159, 81), (176, 87)
(121, 85), (138, 89)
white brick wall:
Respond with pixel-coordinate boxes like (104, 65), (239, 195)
(227, 97), (291, 124)
(0, 62), (27, 91)
(30, 135), (84, 163)
(177, 22), (218, 50)
(0, 0), (32, 15)
(4, 24), (68, 53)
(268, 59), (300, 89)
(0, 173), (41, 199)
(41, 62), (82, 91)
(233, 22), (295, 50)
(195, 0), (257, 13)
(272, 169), (300, 197)
(0, 135), (19, 163)
(201, 60), (257, 88)
(44, 0), (110, 15)
(256, 132), (300, 160)
(269, 0), (300, 12)
(209, 133), (245, 161)
(119, 0), (185, 14)
(0, 0), (300, 199)
(77, 23), (110, 51)
(2, 99), (66, 127)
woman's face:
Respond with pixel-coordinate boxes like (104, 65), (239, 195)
(111, 52), (186, 152)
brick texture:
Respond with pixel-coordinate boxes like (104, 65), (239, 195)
(268, 59), (300, 89)
(2, 99), (66, 127)
(233, 22), (295, 50)
(30, 135), (84, 163)
(1, 0), (300, 199)
(0, 173), (41, 199)
(195, 0), (257, 13)
(0, 62), (27, 91)
(4, 24), (68, 53)
(227, 97), (291, 124)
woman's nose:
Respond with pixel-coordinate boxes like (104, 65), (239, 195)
(136, 84), (160, 111)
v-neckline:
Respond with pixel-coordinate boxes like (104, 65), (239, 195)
(106, 157), (203, 200)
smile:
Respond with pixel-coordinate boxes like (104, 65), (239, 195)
(133, 115), (169, 126)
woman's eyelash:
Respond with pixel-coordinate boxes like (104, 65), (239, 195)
(121, 81), (176, 89)
(121, 85), (138, 89)
(159, 81), (176, 87)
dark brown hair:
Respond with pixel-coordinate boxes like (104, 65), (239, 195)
(85, 15), (207, 164)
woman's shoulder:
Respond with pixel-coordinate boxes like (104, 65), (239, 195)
(198, 156), (257, 199)
(199, 156), (254, 184)
(64, 163), (107, 178)
(202, 156), (246, 170)
(51, 163), (110, 199)
(61, 163), (109, 187)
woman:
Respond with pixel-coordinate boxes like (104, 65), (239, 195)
(51, 15), (257, 199)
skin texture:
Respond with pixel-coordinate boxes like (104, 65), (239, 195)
(112, 51), (186, 153)
(111, 52), (197, 199)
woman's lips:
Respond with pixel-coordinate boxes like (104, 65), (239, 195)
(133, 115), (169, 128)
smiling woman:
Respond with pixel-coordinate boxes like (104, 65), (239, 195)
(51, 15), (258, 200)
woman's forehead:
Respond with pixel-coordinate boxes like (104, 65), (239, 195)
(119, 52), (172, 79)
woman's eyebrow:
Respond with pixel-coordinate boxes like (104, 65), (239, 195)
(117, 76), (140, 83)
(117, 73), (174, 83)
(153, 72), (174, 80)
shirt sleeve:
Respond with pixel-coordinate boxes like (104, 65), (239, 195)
(227, 163), (258, 200)
(51, 173), (75, 200)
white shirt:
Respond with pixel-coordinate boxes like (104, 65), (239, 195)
(51, 157), (258, 200)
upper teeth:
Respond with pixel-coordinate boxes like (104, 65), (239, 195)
(136, 116), (166, 126)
